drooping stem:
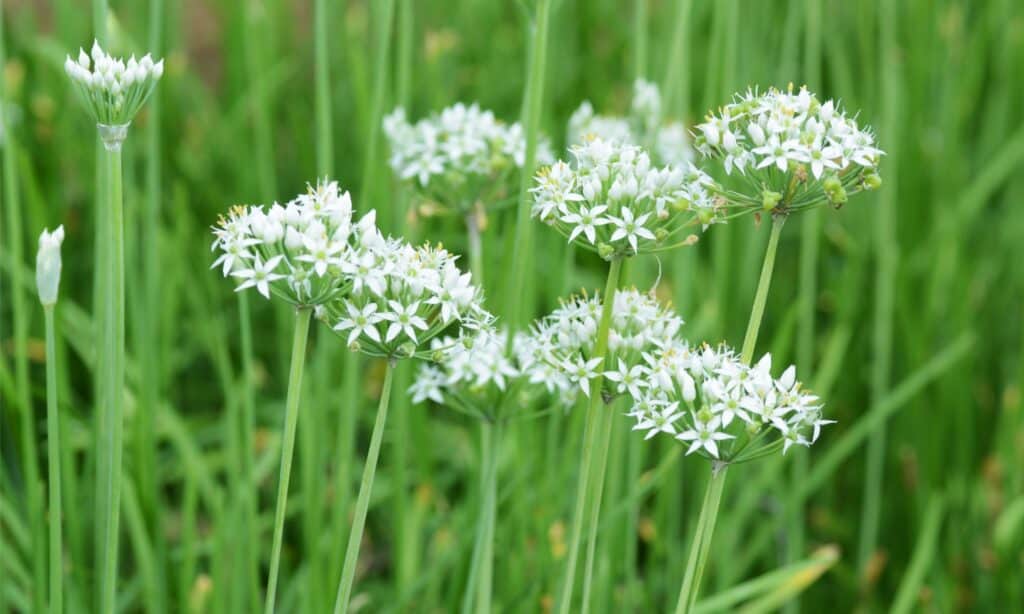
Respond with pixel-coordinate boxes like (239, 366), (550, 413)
(673, 463), (728, 614)
(263, 307), (313, 614)
(673, 215), (786, 613)
(333, 360), (397, 614)
(98, 143), (125, 614)
(740, 216), (785, 364)
(556, 257), (623, 614)
(45, 306), (63, 614)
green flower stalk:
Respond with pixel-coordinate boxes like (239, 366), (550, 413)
(65, 40), (162, 612)
(322, 236), (493, 614)
(37, 225), (65, 613)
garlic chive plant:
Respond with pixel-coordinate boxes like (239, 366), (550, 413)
(321, 238), (493, 614)
(211, 179), (373, 613)
(530, 136), (718, 613)
(409, 329), (538, 614)
(384, 103), (553, 283)
(65, 40), (162, 613)
(37, 226), (65, 614)
(568, 79), (694, 167)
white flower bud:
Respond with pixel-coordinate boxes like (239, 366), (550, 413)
(36, 225), (65, 306)
(153, 60), (164, 79)
(78, 49), (90, 69)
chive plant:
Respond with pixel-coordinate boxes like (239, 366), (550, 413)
(320, 234), (493, 614)
(530, 136), (721, 612)
(64, 41), (163, 612)
(211, 179), (371, 612)
(36, 225), (65, 613)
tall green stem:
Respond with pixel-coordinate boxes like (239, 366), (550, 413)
(45, 306), (63, 613)
(556, 257), (623, 614)
(360, 0), (395, 224)
(264, 307), (313, 614)
(98, 144), (125, 614)
(673, 464), (728, 614)
(333, 360), (397, 614)
(314, 0), (334, 177)
(505, 0), (550, 329)
(673, 215), (785, 613)
(462, 420), (499, 614)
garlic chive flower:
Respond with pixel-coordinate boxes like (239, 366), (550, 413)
(694, 85), (883, 215)
(211, 179), (372, 306)
(64, 41), (163, 143)
(409, 329), (538, 418)
(527, 288), (684, 405)
(36, 225), (65, 307)
(322, 239), (494, 360)
(568, 80), (694, 168)
(531, 137), (720, 259)
(383, 103), (553, 216)
(624, 342), (831, 461)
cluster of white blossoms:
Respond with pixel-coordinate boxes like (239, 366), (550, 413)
(567, 80), (694, 168)
(383, 103), (553, 213)
(65, 41), (164, 127)
(531, 137), (720, 259)
(212, 180), (372, 305)
(322, 238), (494, 359)
(694, 86), (883, 213)
(409, 329), (539, 417)
(625, 343), (832, 461)
(526, 289), (684, 405)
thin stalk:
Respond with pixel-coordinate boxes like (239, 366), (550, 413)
(579, 399), (615, 614)
(98, 144), (126, 614)
(674, 464), (728, 614)
(505, 0), (550, 329)
(44, 306), (63, 614)
(462, 420), (499, 614)
(238, 293), (260, 613)
(662, 0), (692, 119)
(314, 0), (334, 177)
(264, 307), (313, 614)
(466, 212), (484, 287)
(332, 360), (397, 614)
(359, 0), (396, 224)
(556, 257), (623, 614)
(674, 215), (785, 613)
(633, 0), (648, 80)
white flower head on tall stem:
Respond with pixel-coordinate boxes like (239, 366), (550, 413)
(384, 103), (553, 217)
(527, 288), (685, 405)
(65, 41), (163, 128)
(624, 341), (831, 462)
(694, 85), (883, 216)
(211, 178), (369, 306)
(531, 137), (720, 260)
(36, 225), (65, 307)
(323, 239), (494, 360)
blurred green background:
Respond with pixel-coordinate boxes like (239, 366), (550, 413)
(2, 0), (1023, 612)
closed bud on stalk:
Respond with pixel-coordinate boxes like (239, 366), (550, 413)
(598, 243), (615, 260)
(863, 172), (882, 190)
(398, 341), (417, 358)
(654, 228), (669, 243)
(761, 190), (782, 211)
(36, 225), (65, 307)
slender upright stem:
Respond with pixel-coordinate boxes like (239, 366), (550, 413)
(633, 0), (647, 80)
(360, 0), (396, 224)
(45, 306), (63, 613)
(463, 420), (499, 614)
(238, 293), (261, 611)
(673, 215), (786, 613)
(673, 464), (728, 614)
(466, 212), (484, 286)
(98, 144), (125, 614)
(557, 257), (623, 614)
(740, 216), (785, 364)
(264, 307), (313, 614)
(580, 396), (615, 614)
(333, 360), (397, 614)
(505, 0), (550, 329)
(314, 0), (333, 177)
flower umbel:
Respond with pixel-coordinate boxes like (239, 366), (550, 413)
(624, 343), (831, 461)
(36, 225), (65, 307)
(531, 137), (720, 259)
(65, 41), (163, 128)
(694, 85), (883, 215)
(211, 179), (372, 306)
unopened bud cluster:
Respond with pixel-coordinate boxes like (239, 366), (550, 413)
(65, 41), (163, 130)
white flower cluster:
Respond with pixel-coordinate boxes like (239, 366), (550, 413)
(626, 343), (831, 460)
(324, 240), (493, 359)
(212, 179), (372, 305)
(383, 103), (553, 213)
(36, 225), (65, 307)
(65, 41), (164, 126)
(531, 137), (720, 259)
(409, 329), (538, 415)
(567, 80), (694, 168)
(694, 86), (883, 212)
(527, 289), (684, 405)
